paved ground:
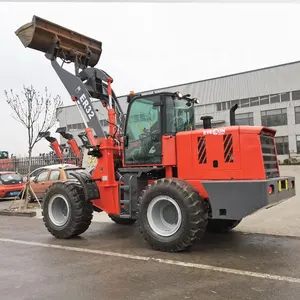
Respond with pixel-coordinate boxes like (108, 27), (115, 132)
(1, 216), (300, 300)
(0, 164), (300, 299)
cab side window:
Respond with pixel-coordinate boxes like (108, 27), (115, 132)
(125, 96), (162, 165)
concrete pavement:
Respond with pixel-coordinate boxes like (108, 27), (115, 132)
(2, 216), (300, 300)
(1, 164), (300, 300)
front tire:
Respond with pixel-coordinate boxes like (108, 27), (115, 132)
(137, 178), (208, 252)
(42, 181), (93, 239)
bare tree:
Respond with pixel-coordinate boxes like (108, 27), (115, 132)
(4, 85), (63, 207)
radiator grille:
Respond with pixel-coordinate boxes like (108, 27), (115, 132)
(260, 135), (279, 178)
(197, 136), (207, 164)
(223, 134), (234, 163)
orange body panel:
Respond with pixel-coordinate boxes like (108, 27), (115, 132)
(91, 138), (120, 214)
(90, 124), (278, 214)
(176, 126), (275, 181)
(162, 135), (177, 166)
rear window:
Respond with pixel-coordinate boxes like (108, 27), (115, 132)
(0, 173), (23, 184)
(65, 168), (85, 179)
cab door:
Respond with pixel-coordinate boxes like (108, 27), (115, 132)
(123, 95), (162, 166)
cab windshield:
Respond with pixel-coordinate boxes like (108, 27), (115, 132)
(165, 96), (195, 133)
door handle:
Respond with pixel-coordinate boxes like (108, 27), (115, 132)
(41, 182), (45, 185)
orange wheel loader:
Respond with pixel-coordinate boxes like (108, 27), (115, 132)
(15, 15), (296, 252)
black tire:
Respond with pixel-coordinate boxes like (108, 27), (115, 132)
(42, 181), (93, 239)
(137, 178), (208, 252)
(207, 219), (241, 233)
(108, 214), (137, 225)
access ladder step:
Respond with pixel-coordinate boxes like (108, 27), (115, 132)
(120, 185), (129, 191)
(118, 214), (133, 219)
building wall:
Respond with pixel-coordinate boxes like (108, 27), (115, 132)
(56, 60), (300, 161)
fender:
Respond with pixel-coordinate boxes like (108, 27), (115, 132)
(69, 171), (100, 201)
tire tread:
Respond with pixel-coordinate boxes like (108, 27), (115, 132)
(42, 181), (93, 239)
(137, 178), (208, 252)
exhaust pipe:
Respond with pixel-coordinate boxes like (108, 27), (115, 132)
(230, 104), (238, 126)
(201, 116), (213, 129)
(15, 15), (102, 67)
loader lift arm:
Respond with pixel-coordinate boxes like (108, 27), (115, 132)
(15, 15), (125, 144)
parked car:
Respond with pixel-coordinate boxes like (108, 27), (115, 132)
(0, 171), (25, 199)
(28, 164), (86, 200)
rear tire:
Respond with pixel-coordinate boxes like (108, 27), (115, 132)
(108, 214), (137, 225)
(207, 219), (241, 233)
(42, 181), (93, 239)
(137, 178), (208, 252)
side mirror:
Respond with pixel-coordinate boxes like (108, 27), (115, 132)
(33, 177), (38, 183)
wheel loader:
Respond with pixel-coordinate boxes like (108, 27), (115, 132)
(15, 15), (296, 252)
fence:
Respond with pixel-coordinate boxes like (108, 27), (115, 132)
(0, 155), (83, 176)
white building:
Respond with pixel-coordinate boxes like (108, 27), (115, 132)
(56, 60), (300, 162)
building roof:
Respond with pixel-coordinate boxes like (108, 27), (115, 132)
(116, 59), (300, 98)
(57, 59), (300, 110)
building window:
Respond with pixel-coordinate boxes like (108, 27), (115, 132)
(66, 123), (85, 132)
(296, 136), (300, 153)
(295, 106), (300, 124)
(270, 94), (280, 103)
(261, 108), (287, 127)
(292, 90), (300, 101)
(100, 119), (109, 127)
(216, 103), (222, 111)
(281, 92), (290, 102)
(275, 136), (289, 155)
(259, 95), (269, 105)
(235, 112), (254, 126)
(230, 100), (240, 108)
(250, 97), (259, 106)
(240, 98), (249, 108)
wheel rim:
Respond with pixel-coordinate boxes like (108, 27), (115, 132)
(147, 195), (182, 237)
(48, 194), (70, 227)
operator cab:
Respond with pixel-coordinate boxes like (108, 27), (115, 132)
(123, 92), (198, 165)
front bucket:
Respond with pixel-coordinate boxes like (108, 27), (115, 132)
(15, 15), (102, 67)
